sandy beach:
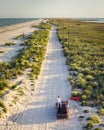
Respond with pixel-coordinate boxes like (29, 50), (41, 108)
(0, 22), (103, 130)
(0, 19), (43, 62)
(0, 26), (82, 130)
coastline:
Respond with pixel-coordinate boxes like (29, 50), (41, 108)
(0, 19), (43, 34)
(0, 18), (39, 28)
(0, 18), (44, 62)
(0, 18), (44, 45)
(75, 18), (104, 23)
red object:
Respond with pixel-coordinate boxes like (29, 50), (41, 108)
(70, 96), (80, 101)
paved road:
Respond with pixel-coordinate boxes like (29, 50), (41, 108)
(1, 26), (82, 130)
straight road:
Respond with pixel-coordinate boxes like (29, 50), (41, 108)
(1, 26), (82, 130)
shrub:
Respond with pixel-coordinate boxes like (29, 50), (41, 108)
(94, 128), (102, 130)
(11, 84), (18, 89)
(78, 73), (84, 77)
(79, 115), (84, 118)
(0, 79), (9, 90)
(68, 76), (73, 81)
(87, 117), (92, 121)
(71, 91), (78, 96)
(13, 96), (18, 104)
(17, 88), (25, 96)
(84, 89), (91, 98)
(88, 115), (101, 124)
(84, 109), (89, 113)
(87, 86), (93, 90)
(0, 51), (5, 53)
(91, 81), (98, 88)
(71, 80), (76, 87)
(82, 68), (91, 75)
(0, 90), (5, 97)
(0, 111), (2, 118)
(99, 109), (104, 115)
(86, 75), (94, 81)
(79, 78), (87, 88)
(15, 34), (24, 39)
(0, 101), (7, 113)
(82, 95), (87, 100)
(34, 23), (52, 29)
(70, 63), (80, 71)
(86, 121), (94, 129)
(5, 42), (15, 46)
(82, 100), (88, 106)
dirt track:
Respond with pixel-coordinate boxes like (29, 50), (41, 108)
(0, 26), (82, 130)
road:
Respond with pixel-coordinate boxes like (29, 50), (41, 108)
(1, 26), (82, 130)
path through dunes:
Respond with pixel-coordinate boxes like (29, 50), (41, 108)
(0, 27), (82, 130)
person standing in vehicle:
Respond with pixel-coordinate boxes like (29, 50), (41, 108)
(66, 100), (71, 117)
(57, 96), (62, 109)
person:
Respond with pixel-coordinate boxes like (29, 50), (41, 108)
(57, 96), (62, 111)
(66, 100), (71, 117)
(66, 100), (70, 108)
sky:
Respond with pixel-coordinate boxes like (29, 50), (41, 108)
(0, 0), (104, 18)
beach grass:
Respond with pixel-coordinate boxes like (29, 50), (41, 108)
(0, 22), (52, 118)
(49, 18), (104, 108)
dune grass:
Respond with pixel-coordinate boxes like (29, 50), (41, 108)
(0, 23), (52, 118)
(49, 18), (104, 108)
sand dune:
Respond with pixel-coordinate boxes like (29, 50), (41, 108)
(0, 23), (103, 130)
(0, 19), (43, 62)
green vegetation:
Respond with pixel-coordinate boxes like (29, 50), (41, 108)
(15, 34), (25, 39)
(32, 22), (52, 30)
(0, 100), (7, 113)
(12, 96), (18, 104)
(85, 115), (101, 129)
(84, 109), (89, 113)
(71, 90), (81, 97)
(17, 87), (25, 96)
(49, 18), (104, 107)
(0, 79), (9, 91)
(0, 22), (52, 118)
(79, 115), (84, 118)
(94, 128), (102, 130)
(5, 42), (15, 46)
(99, 109), (104, 115)
(87, 115), (101, 124)
(86, 120), (94, 129)
(0, 23), (52, 97)
(0, 51), (5, 53)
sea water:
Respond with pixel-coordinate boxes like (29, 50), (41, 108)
(75, 18), (104, 23)
(0, 18), (38, 27)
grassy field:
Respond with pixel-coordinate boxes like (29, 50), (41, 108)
(49, 18), (104, 108)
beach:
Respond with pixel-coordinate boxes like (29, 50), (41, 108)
(0, 19), (103, 130)
(0, 25), (82, 130)
(0, 24), (102, 130)
(0, 19), (43, 62)
(0, 18), (44, 44)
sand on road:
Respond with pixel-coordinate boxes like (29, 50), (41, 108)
(0, 26), (82, 130)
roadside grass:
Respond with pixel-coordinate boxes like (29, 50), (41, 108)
(0, 100), (7, 114)
(49, 18), (104, 108)
(5, 42), (15, 46)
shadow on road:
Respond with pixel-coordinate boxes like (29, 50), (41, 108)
(8, 106), (56, 125)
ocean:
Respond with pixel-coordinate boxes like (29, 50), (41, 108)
(0, 18), (103, 28)
(0, 18), (39, 27)
(75, 18), (104, 23)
